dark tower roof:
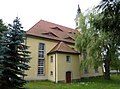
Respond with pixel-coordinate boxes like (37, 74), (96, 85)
(76, 4), (81, 19)
(77, 4), (81, 14)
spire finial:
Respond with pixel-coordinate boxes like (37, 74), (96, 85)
(77, 4), (81, 14)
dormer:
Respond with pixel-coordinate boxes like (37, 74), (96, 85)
(64, 36), (74, 41)
(51, 26), (63, 31)
(42, 32), (58, 37)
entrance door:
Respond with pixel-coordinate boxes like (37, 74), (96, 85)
(66, 71), (71, 83)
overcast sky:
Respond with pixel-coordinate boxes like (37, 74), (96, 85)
(0, 0), (101, 30)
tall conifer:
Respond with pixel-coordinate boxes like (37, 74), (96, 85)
(0, 17), (31, 89)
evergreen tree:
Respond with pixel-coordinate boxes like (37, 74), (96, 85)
(0, 19), (7, 39)
(0, 17), (31, 89)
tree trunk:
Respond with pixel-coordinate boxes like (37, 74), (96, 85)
(103, 45), (111, 80)
(104, 58), (110, 80)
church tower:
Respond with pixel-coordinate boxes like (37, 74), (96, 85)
(75, 4), (81, 29)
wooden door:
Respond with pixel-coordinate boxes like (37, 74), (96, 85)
(66, 71), (71, 83)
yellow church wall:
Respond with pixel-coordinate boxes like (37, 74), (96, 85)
(47, 54), (56, 82)
(25, 36), (59, 80)
(25, 35), (103, 81)
(25, 36), (75, 80)
(56, 53), (80, 82)
(79, 53), (103, 78)
(80, 67), (103, 78)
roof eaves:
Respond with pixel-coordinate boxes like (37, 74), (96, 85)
(26, 34), (75, 44)
(47, 51), (80, 55)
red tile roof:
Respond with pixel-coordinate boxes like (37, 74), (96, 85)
(26, 20), (75, 44)
(48, 42), (79, 54)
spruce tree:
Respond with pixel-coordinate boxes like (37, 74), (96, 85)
(0, 17), (31, 89)
(0, 19), (7, 39)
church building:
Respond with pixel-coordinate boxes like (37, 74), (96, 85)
(25, 5), (103, 83)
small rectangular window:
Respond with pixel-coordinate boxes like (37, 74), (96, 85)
(66, 56), (71, 63)
(50, 56), (53, 63)
(50, 71), (53, 76)
(39, 43), (44, 50)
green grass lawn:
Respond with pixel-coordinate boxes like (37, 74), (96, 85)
(26, 75), (120, 89)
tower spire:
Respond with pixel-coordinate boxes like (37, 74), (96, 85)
(75, 4), (81, 29)
(77, 4), (81, 14)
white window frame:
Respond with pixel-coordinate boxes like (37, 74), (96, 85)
(66, 56), (71, 63)
(38, 43), (45, 75)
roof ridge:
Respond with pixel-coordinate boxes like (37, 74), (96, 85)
(57, 42), (63, 51)
(41, 20), (74, 30)
(51, 42), (61, 52)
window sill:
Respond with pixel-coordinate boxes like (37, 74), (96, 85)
(37, 74), (45, 76)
